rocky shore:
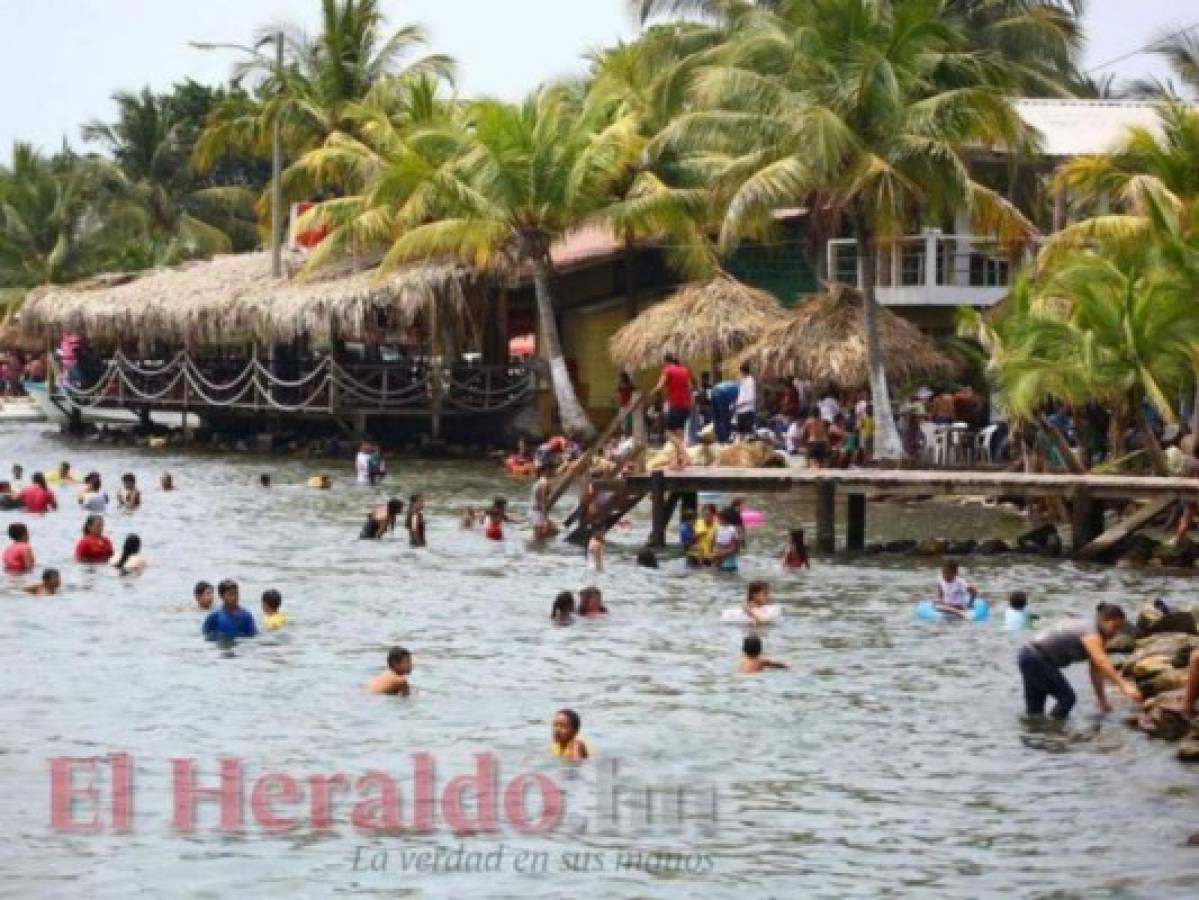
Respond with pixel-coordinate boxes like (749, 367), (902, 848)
(1108, 605), (1199, 762)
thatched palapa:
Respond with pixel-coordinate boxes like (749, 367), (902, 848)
(18, 252), (481, 349)
(735, 283), (955, 387)
(609, 274), (785, 370)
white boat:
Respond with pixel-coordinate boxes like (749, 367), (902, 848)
(23, 380), (195, 429)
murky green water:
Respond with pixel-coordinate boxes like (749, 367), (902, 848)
(1, 422), (1196, 898)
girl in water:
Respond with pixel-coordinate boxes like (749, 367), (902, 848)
(483, 497), (521, 541)
(77, 472), (109, 513)
(586, 526), (606, 573)
(406, 494), (427, 548)
(3, 523), (35, 575)
(710, 508), (741, 573)
(360, 498), (404, 540)
(551, 591), (576, 625)
(75, 515), (114, 564)
(550, 709), (589, 760)
(113, 534), (147, 576)
(578, 586), (608, 618)
(782, 529), (811, 571)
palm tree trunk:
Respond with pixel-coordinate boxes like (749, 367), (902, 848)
(623, 232), (638, 321)
(532, 259), (596, 441)
(856, 223), (904, 461)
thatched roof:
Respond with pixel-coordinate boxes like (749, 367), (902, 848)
(735, 283), (955, 387)
(18, 252), (482, 348)
(609, 274), (785, 369)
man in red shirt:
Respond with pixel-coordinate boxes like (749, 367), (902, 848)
(19, 472), (57, 513)
(652, 352), (693, 470)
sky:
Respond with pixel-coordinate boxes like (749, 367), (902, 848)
(0, 0), (1195, 159)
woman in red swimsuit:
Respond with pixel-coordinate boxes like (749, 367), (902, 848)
(75, 515), (114, 564)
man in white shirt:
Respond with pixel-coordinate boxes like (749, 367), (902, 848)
(734, 363), (757, 440)
(355, 442), (373, 485)
(818, 395), (840, 423)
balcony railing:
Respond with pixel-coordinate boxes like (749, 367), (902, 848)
(827, 230), (1032, 307)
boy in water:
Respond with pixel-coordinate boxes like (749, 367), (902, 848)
(586, 526), (606, 573)
(934, 559), (977, 619)
(739, 635), (789, 673)
(741, 580), (773, 626)
(194, 580), (215, 611)
(117, 473), (140, 510)
(261, 589), (288, 630)
(368, 647), (412, 696)
(24, 568), (61, 596)
(201, 579), (258, 640)
(550, 709), (590, 760)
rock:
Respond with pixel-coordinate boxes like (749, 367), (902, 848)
(884, 539), (918, 554)
(976, 538), (1010, 555)
(1150, 667), (1190, 697)
(1105, 629), (1136, 655)
(1154, 540), (1199, 568)
(1142, 610), (1198, 639)
(1135, 603), (1164, 635)
(1130, 655), (1174, 680)
(1133, 691), (1193, 741)
(1180, 737), (1199, 762)
(863, 543), (886, 555)
(1016, 524), (1061, 556)
(915, 538), (949, 557)
(946, 539), (978, 556)
(1119, 534), (1161, 568)
(1126, 634), (1199, 672)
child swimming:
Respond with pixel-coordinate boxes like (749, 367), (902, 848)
(741, 580), (772, 626)
(483, 497), (520, 541)
(117, 473), (140, 510)
(551, 591), (576, 624)
(77, 472), (109, 513)
(261, 589), (288, 630)
(360, 498), (404, 540)
(578, 586), (608, 618)
(113, 534), (147, 576)
(3, 523), (35, 575)
(550, 708), (589, 760)
(710, 508), (742, 573)
(367, 647), (412, 696)
(586, 526), (606, 573)
(406, 494), (427, 548)
(23, 568), (60, 596)
(934, 559), (977, 619)
(1003, 591), (1037, 631)
(160, 472), (174, 492)
(782, 528), (811, 572)
(194, 580), (215, 611)
(739, 634), (789, 673)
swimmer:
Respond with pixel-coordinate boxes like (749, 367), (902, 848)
(74, 515), (114, 564)
(77, 472), (109, 513)
(635, 547), (659, 569)
(460, 507), (480, 529)
(551, 591), (576, 624)
(11, 463), (24, 488)
(19, 472), (56, 513)
(483, 497), (521, 541)
(259, 473), (271, 488)
(47, 461), (76, 484)
(934, 559), (977, 619)
(739, 634), (789, 672)
(306, 474), (332, 490)
(741, 580), (771, 626)
(261, 589), (288, 630)
(3, 523), (35, 575)
(586, 526), (606, 573)
(194, 580), (215, 611)
(367, 647), (412, 696)
(406, 494), (427, 548)
(529, 466), (559, 540)
(201, 579), (258, 640)
(578, 586), (608, 618)
(710, 508), (741, 573)
(117, 473), (141, 510)
(360, 498), (404, 540)
(113, 534), (147, 576)
(550, 709), (589, 760)
(160, 472), (175, 492)
(23, 568), (61, 597)
(782, 528), (811, 571)
(1004, 591), (1038, 630)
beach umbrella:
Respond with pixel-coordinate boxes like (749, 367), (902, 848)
(734, 283), (955, 388)
(608, 273), (786, 372)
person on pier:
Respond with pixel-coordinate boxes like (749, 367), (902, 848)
(650, 352), (693, 471)
(1016, 603), (1142, 719)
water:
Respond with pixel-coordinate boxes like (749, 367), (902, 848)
(1, 422), (1196, 899)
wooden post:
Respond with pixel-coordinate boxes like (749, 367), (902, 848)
(816, 481), (836, 554)
(1070, 489), (1105, 555)
(429, 298), (442, 440)
(847, 493), (866, 552)
(650, 470), (667, 548)
(680, 490), (698, 517)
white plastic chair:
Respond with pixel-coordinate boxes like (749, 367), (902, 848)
(919, 422), (947, 466)
(975, 424), (999, 464)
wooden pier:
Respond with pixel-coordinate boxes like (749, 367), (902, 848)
(601, 467), (1199, 555)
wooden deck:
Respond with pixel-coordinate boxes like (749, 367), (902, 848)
(615, 467), (1199, 502)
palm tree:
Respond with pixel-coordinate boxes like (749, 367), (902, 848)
(315, 88), (641, 439)
(194, 0), (454, 188)
(669, 0), (1035, 459)
(82, 88), (258, 263)
(0, 145), (119, 289)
